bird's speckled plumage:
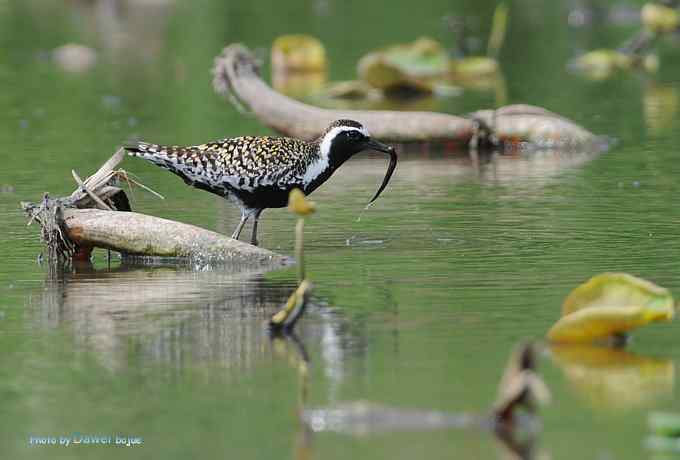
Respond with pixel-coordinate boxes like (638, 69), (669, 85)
(127, 136), (318, 199)
(124, 119), (396, 245)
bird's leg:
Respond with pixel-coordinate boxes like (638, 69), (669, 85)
(231, 210), (249, 240)
(250, 209), (263, 246)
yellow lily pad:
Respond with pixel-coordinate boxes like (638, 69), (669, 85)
(272, 70), (327, 98)
(642, 3), (680, 34)
(450, 56), (499, 79)
(570, 49), (657, 80)
(547, 273), (674, 343)
(271, 35), (327, 72)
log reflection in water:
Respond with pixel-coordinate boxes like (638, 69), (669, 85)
(310, 146), (605, 201)
(31, 264), (363, 376)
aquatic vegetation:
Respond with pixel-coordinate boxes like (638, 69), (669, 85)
(493, 342), (550, 424)
(550, 345), (674, 409)
(301, 342), (548, 435)
(354, 4), (508, 97)
(288, 188), (315, 283)
(317, 80), (382, 101)
(649, 412), (680, 437)
(571, 49), (658, 80)
(272, 71), (326, 99)
(271, 35), (327, 98)
(644, 82), (679, 135)
(269, 280), (314, 333)
(547, 273), (674, 343)
(646, 412), (680, 453)
(268, 189), (317, 333)
(641, 2), (680, 34)
(569, 3), (679, 80)
(271, 34), (327, 72)
(357, 37), (450, 95)
(449, 56), (499, 79)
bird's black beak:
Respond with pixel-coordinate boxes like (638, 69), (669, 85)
(364, 139), (398, 206)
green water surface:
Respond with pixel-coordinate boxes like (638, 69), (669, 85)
(1, 0), (679, 459)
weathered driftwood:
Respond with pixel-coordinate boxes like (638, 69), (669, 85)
(212, 44), (601, 148)
(61, 208), (286, 265)
(22, 150), (287, 267)
(471, 105), (602, 148)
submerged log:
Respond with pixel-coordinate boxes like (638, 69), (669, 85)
(212, 44), (602, 148)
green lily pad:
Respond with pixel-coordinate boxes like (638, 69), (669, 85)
(357, 37), (450, 92)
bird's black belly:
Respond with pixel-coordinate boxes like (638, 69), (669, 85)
(231, 184), (300, 209)
(170, 167), (298, 210)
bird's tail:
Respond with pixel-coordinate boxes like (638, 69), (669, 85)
(124, 141), (216, 190)
(124, 141), (170, 165)
(123, 141), (193, 174)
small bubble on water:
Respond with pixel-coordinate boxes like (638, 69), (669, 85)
(19, 119), (29, 129)
(632, 180), (640, 188)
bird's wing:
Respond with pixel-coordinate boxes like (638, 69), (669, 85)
(125, 137), (314, 191)
(199, 136), (314, 190)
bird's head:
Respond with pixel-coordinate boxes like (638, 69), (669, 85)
(318, 119), (398, 205)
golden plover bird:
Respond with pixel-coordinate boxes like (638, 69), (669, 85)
(124, 120), (397, 246)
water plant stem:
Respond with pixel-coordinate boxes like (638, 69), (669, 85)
(296, 218), (305, 282)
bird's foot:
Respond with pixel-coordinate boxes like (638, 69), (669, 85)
(250, 238), (259, 247)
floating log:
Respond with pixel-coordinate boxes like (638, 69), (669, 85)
(212, 43), (602, 148)
(21, 150), (288, 268)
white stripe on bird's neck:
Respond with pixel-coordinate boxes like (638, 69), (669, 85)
(302, 125), (369, 186)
